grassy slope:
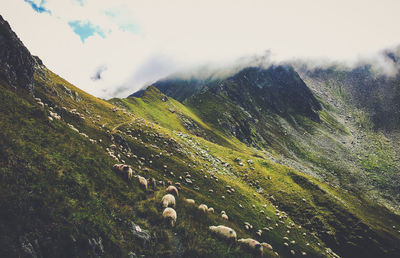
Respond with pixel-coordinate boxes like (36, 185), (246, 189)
(0, 67), (400, 258)
(115, 86), (400, 257)
(110, 86), (245, 150)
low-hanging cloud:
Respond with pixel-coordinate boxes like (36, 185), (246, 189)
(2, 0), (400, 98)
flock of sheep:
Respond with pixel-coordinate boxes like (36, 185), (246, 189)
(113, 163), (283, 257)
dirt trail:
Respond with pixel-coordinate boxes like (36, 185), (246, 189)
(111, 117), (135, 133)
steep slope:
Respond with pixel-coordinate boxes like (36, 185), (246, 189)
(299, 63), (400, 131)
(143, 62), (400, 211)
(118, 89), (400, 257)
(112, 86), (240, 149)
(296, 64), (400, 207)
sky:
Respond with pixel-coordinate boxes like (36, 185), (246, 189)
(2, 0), (400, 98)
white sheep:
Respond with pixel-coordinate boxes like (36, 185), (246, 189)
(221, 214), (229, 220)
(209, 225), (237, 241)
(261, 242), (273, 251)
(113, 164), (133, 180)
(184, 198), (195, 204)
(198, 204), (208, 212)
(162, 207), (177, 227)
(208, 207), (214, 213)
(161, 194), (176, 208)
(138, 176), (147, 190)
(166, 185), (179, 196)
(237, 238), (263, 254)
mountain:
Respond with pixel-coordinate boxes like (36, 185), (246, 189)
(1, 14), (400, 258)
(138, 60), (400, 209)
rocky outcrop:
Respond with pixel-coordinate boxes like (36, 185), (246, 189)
(0, 15), (38, 93)
(217, 66), (322, 122)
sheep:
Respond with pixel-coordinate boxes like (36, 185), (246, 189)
(261, 242), (273, 251)
(184, 198), (195, 204)
(166, 185), (179, 196)
(161, 194), (176, 208)
(113, 164), (133, 180)
(138, 176), (148, 190)
(208, 207), (214, 213)
(209, 225), (237, 241)
(198, 204), (208, 212)
(237, 238), (263, 254)
(221, 214), (229, 220)
(244, 222), (253, 230)
(162, 207), (177, 227)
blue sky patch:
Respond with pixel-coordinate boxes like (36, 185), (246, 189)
(68, 20), (106, 43)
(74, 0), (86, 6)
(104, 8), (138, 34)
(24, 0), (51, 14)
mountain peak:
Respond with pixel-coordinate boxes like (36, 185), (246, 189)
(225, 65), (322, 121)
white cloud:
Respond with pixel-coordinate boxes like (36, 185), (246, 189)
(2, 0), (400, 98)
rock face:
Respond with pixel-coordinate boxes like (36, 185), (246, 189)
(0, 15), (37, 93)
(220, 66), (322, 122)
(303, 63), (400, 131)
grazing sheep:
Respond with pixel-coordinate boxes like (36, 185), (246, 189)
(161, 194), (176, 208)
(113, 164), (133, 180)
(238, 238), (263, 254)
(261, 242), (273, 251)
(209, 225), (237, 241)
(166, 185), (179, 196)
(198, 204), (208, 212)
(138, 176), (148, 190)
(162, 207), (177, 227)
(244, 222), (253, 230)
(208, 207), (214, 213)
(184, 198), (195, 204)
(221, 214), (229, 220)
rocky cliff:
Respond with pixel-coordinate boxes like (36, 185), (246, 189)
(0, 15), (39, 93)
